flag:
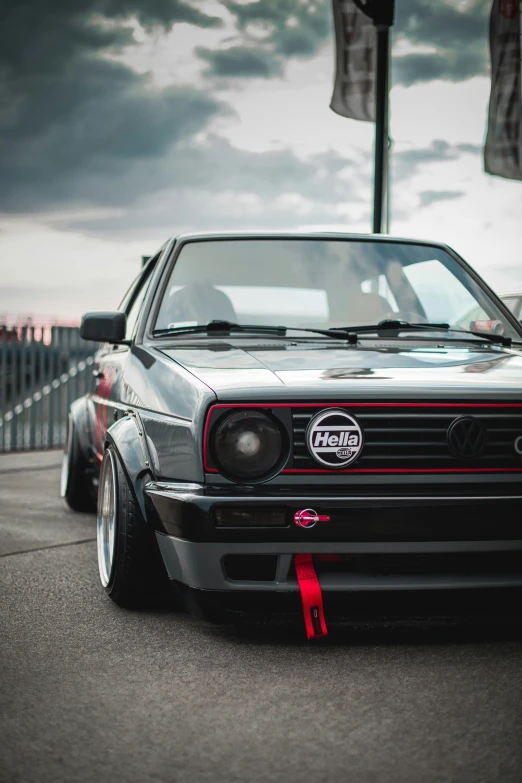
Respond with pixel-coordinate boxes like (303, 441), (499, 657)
(330, 0), (377, 122)
(484, 0), (522, 180)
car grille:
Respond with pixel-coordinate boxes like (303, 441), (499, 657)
(290, 403), (522, 472)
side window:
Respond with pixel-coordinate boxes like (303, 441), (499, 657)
(125, 279), (151, 340)
(124, 256), (159, 340)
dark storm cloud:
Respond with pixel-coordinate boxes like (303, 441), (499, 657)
(396, 0), (490, 52)
(393, 140), (478, 181)
(196, 46), (282, 78)
(198, 0), (332, 79)
(225, 0), (332, 57)
(393, 0), (490, 86)
(174, 138), (352, 199)
(211, 0), (489, 87)
(53, 137), (363, 237)
(70, 137), (357, 210)
(100, 0), (222, 27)
(0, 59), (226, 212)
(0, 0), (360, 220)
(0, 0), (226, 212)
(0, 0), (487, 231)
(0, 1), (221, 89)
(394, 49), (486, 87)
(418, 190), (465, 207)
(392, 139), (461, 180)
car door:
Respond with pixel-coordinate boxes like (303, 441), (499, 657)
(92, 257), (158, 462)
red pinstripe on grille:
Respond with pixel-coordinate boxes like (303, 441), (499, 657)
(203, 402), (522, 476)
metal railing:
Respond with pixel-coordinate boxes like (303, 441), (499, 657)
(0, 323), (96, 453)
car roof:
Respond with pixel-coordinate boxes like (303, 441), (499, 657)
(170, 230), (450, 249)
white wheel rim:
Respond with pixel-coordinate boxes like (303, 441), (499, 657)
(97, 451), (117, 587)
(60, 416), (73, 498)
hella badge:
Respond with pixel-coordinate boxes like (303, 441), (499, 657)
(307, 408), (364, 468)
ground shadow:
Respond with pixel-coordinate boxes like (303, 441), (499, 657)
(194, 612), (522, 649)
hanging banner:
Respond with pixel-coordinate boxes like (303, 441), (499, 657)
(484, 0), (522, 180)
(330, 0), (376, 122)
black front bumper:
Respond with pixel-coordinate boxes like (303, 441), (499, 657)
(175, 583), (522, 625)
(145, 482), (522, 599)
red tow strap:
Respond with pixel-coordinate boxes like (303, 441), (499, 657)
(294, 554), (328, 639)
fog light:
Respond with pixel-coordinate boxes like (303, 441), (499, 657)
(214, 508), (287, 527)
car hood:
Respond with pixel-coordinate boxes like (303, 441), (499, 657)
(157, 341), (522, 400)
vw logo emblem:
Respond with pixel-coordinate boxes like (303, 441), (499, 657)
(447, 416), (488, 458)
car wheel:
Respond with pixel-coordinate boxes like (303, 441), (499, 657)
(61, 414), (96, 513)
(97, 445), (170, 609)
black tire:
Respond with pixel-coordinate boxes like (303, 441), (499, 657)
(97, 446), (170, 609)
(61, 414), (96, 513)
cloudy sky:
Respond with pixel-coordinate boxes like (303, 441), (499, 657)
(1, 0), (521, 322)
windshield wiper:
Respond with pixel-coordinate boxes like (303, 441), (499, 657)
(152, 320), (358, 343)
(330, 319), (450, 335)
(152, 319), (513, 347)
(328, 319), (512, 346)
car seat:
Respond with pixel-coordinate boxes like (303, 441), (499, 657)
(167, 282), (237, 325)
(342, 291), (392, 325)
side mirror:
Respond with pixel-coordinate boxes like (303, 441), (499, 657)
(80, 311), (127, 343)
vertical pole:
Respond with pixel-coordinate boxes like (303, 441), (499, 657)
(19, 325), (27, 450)
(29, 325), (36, 450)
(0, 325), (6, 453)
(372, 23), (390, 234)
(10, 328), (18, 451)
(64, 328), (73, 447)
(37, 328), (45, 448)
(48, 327), (55, 448)
(386, 135), (392, 233)
(57, 327), (64, 447)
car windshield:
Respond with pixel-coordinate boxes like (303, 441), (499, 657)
(154, 238), (520, 339)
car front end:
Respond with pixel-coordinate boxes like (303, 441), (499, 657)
(144, 369), (522, 634)
(76, 232), (522, 637)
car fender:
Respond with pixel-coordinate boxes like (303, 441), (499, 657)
(69, 397), (95, 463)
(104, 413), (154, 521)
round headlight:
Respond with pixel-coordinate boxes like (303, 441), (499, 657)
(213, 410), (285, 481)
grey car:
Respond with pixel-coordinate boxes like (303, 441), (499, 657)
(61, 232), (522, 638)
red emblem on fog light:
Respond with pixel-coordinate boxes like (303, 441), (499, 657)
(294, 509), (330, 528)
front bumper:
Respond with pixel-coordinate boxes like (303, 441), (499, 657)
(146, 481), (522, 597)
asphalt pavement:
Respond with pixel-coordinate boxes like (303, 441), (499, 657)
(1, 451), (522, 783)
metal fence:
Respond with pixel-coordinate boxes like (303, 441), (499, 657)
(0, 323), (96, 453)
